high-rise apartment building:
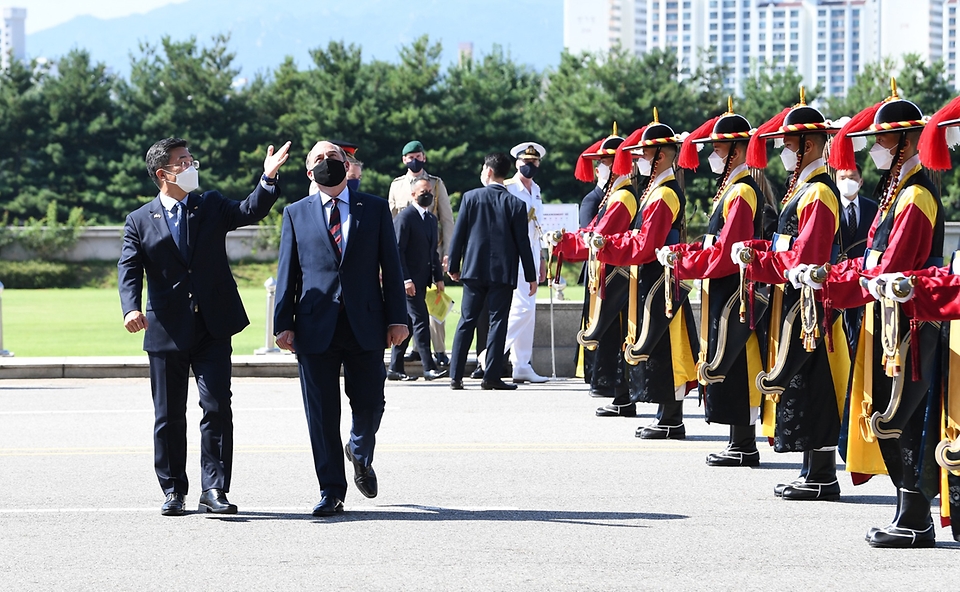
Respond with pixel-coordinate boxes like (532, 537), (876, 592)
(1, 7), (26, 70)
(564, 0), (953, 97)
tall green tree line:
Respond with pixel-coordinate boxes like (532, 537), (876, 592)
(1, 34), (959, 227)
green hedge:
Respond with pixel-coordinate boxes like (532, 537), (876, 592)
(0, 260), (79, 289)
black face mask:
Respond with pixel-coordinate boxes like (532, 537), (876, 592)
(406, 159), (425, 174)
(519, 163), (539, 179)
(416, 191), (434, 208)
(312, 159), (347, 187)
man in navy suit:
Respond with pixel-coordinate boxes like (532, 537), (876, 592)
(274, 140), (408, 517)
(119, 137), (291, 516)
(389, 178), (449, 381)
(836, 164), (879, 348)
(447, 152), (538, 390)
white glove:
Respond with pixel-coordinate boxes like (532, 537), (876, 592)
(786, 264), (810, 290)
(801, 266), (826, 290)
(730, 241), (748, 268)
(882, 273), (913, 303)
(656, 247), (676, 269)
(866, 276), (885, 301)
(544, 230), (563, 247)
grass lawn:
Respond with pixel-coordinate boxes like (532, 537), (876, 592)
(2, 283), (585, 357)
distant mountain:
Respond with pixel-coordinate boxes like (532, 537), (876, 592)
(26, 0), (563, 78)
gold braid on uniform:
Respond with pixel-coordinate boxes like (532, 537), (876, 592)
(878, 133), (907, 213)
(782, 135), (805, 204)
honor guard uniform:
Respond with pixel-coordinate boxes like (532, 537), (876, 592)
(552, 127), (637, 410)
(732, 91), (851, 500)
(659, 100), (769, 463)
(596, 110), (700, 438)
(388, 140), (455, 367)
(805, 84), (946, 547)
(503, 142), (549, 383)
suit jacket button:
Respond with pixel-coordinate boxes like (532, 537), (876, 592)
(188, 269), (192, 274)
(188, 293), (193, 299)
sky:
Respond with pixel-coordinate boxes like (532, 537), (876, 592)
(16, 0), (188, 34)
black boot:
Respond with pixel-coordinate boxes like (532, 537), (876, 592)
(637, 399), (685, 439)
(868, 489), (935, 548)
(782, 448), (841, 501)
(596, 393), (636, 417)
(774, 450), (810, 497)
(707, 424), (759, 467)
(865, 487), (902, 542)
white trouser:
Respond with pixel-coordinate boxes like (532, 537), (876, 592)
(503, 270), (537, 372)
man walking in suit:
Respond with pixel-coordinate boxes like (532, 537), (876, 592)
(274, 140), (408, 517)
(447, 152), (538, 391)
(119, 136), (290, 516)
(836, 165), (878, 348)
(389, 178), (449, 382)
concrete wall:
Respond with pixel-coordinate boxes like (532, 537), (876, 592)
(1, 226), (279, 262)
(4, 222), (960, 263)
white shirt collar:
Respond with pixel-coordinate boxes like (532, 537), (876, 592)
(412, 201), (427, 218)
(158, 192), (186, 211)
(651, 166), (675, 189)
(319, 185), (350, 206)
(840, 194), (860, 209)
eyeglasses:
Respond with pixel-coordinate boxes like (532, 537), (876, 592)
(162, 159), (201, 172)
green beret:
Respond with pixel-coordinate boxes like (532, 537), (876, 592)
(402, 140), (425, 156)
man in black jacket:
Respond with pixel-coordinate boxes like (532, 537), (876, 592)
(388, 178), (448, 381)
(119, 136), (290, 516)
(836, 164), (879, 348)
(447, 152), (538, 390)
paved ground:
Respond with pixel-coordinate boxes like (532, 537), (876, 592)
(1, 377), (958, 591)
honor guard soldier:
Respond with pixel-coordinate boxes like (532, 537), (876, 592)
(388, 140), (455, 368)
(802, 82), (945, 546)
(551, 127), (637, 411)
(731, 90), (851, 500)
(658, 100), (769, 462)
(596, 110), (699, 438)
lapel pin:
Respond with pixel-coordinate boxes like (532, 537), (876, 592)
(153, 213), (161, 219)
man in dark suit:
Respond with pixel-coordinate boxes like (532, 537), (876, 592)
(274, 140), (408, 517)
(389, 178), (449, 381)
(119, 136), (290, 516)
(836, 164), (879, 348)
(447, 152), (538, 391)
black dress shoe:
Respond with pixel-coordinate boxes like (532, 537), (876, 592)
(423, 368), (449, 381)
(781, 479), (840, 501)
(481, 379), (518, 391)
(434, 352), (450, 368)
(312, 496), (344, 517)
(705, 449), (760, 467)
(345, 444), (378, 498)
(636, 423), (686, 439)
(450, 379), (464, 390)
(198, 488), (238, 514)
(161, 492), (185, 516)
(387, 370), (418, 381)
(596, 403), (637, 417)
(470, 367), (485, 379)
(403, 351), (421, 362)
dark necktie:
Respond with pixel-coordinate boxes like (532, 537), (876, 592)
(329, 198), (342, 257)
(175, 201), (188, 260)
(846, 202), (857, 241)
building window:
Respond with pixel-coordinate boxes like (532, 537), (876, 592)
(818, 9), (826, 16)
(683, 23), (691, 31)
(710, 22), (718, 30)
(790, 32), (798, 40)
(773, 32), (785, 40)
(831, 42), (843, 51)
(818, 31), (826, 39)
(818, 20), (826, 27)
(773, 10), (784, 17)
(790, 20), (799, 28)
(774, 21), (785, 29)
(723, 33), (736, 41)
(790, 43), (798, 51)
(743, 33), (750, 41)
(759, 32), (765, 40)
(743, 44), (750, 52)
(818, 53), (826, 61)
(710, 34), (718, 41)
(710, 11), (718, 18)
(818, 65), (826, 72)
(723, 22), (736, 30)
(790, 54), (798, 63)
(667, 23), (678, 31)
(759, 44), (766, 51)
(723, 11), (735, 18)
(790, 9), (799, 17)
(774, 43), (785, 51)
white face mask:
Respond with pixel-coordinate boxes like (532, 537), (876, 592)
(779, 147), (798, 173)
(596, 162), (611, 185)
(172, 166), (199, 193)
(479, 166), (490, 187)
(836, 178), (860, 198)
(708, 151), (726, 175)
(869, 142), (895, 171)
(636, 157), (653, 177)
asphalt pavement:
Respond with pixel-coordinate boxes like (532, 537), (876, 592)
(1, 376), (958, 591)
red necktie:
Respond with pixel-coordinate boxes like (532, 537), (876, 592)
(329, 198), (342, 257)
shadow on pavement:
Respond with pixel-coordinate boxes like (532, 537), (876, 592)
(208, 505), (688, 527)
(749, 461), (803, 471)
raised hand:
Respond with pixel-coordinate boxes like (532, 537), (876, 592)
(264, 141), (292, 179)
